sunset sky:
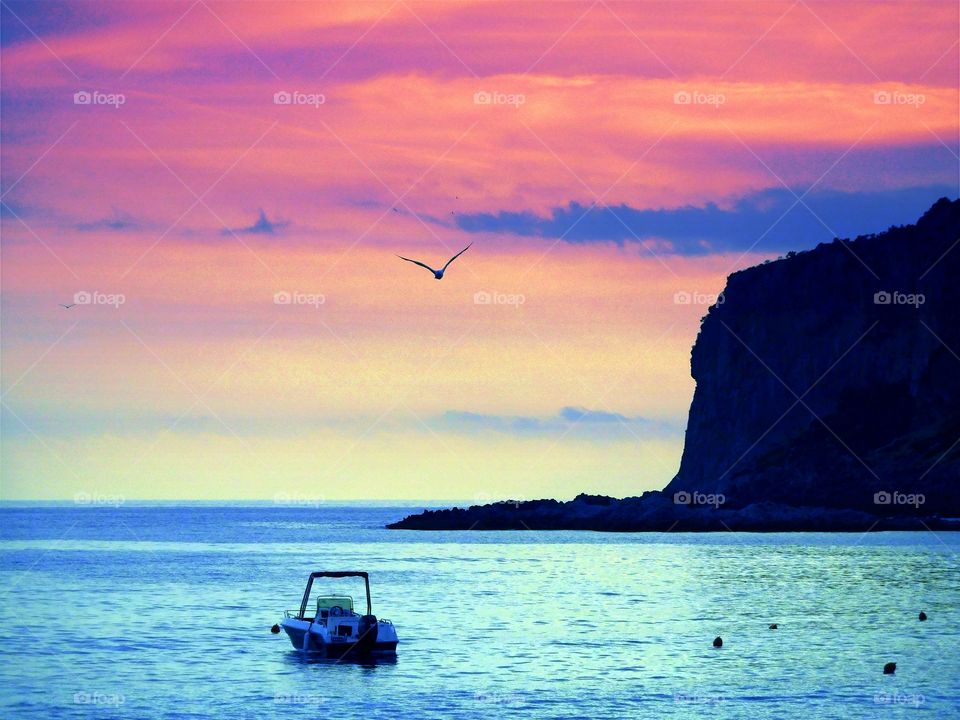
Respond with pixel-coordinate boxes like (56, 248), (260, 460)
(1, 0), (957, 501)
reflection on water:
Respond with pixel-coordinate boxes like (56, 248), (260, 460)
(283, 651), (399, 670)
(0, 505), (958, 719)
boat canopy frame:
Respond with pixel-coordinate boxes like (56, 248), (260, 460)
(298, 571), (372, 618)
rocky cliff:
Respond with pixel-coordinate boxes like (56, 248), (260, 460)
(390, 198), (960, 531)
(664, 196), (960, 516)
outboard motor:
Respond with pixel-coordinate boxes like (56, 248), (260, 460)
(356, 615), (379, 653)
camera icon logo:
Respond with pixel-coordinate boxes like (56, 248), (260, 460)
(273, 291), (292, 305)
(273, 91), (292, 105)
(473, 91), (492, 105)
(873, 291), (891, 305)
(673, 490), (692, 505)
(74, 91), (92, 105)
(474, 291), (492, 305)
(873, 490), (892, 505)
(873, 90), (891, 105)
(673, 90), (691, 105)
(673, 291), (692, 305)
(73, 290), (92, 305)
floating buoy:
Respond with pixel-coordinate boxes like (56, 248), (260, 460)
(270, 624), (281, 634)
(919, 611), (927, 621)
(713, 636), (723, 648)
(769, 624), (778, 630)
(883, 662), (896, 675)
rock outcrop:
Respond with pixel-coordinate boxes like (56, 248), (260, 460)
(664, 196), (960, 516)
(389, 198), (960, 531)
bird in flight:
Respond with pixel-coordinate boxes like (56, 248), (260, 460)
(60, 303), (76, 309)
(397, 243), (472, 280)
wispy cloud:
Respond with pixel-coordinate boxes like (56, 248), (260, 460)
(452, 185), (957, 254)
(220, 209), (289, 236)
(76, 209), (139, 232)
(436, 407), (680, 439)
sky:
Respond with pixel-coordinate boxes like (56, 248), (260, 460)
(1, 0), (957, 502)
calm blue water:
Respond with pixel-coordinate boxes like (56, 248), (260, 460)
(1, 504), (957, 719)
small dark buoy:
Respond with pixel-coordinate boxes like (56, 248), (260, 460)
(919, 611), (927, 621)
(883, 662), (896, 674)
(270, 624), (281, 634)
(713, 636), (723, 648)
(769, 623), (778, 630)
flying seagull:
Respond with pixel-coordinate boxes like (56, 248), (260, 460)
(397, 242), (472, 280)
(60, 303), (76, 309)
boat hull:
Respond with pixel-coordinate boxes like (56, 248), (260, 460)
(280, 618), (398, 655)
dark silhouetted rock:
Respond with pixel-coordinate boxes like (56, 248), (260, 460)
(919, 611), (927, 621)
(665, 197), (960, 517)
(713, 636), (723, 648)
(883, 662), (897, 674)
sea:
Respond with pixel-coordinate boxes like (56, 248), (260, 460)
(0, 503), (957, 719)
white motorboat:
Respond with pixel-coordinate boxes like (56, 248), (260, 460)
(274, 571), (398, 656)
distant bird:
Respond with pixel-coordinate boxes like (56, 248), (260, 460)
(60, 303), (76, 309)
(712, 636), (723, 648)
(883, 662), (896, 674)
(918, 611), (927, 621)
(769, 624), (778, 630)
(397, 242), (472, 280)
